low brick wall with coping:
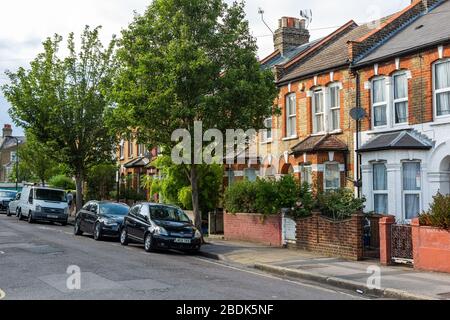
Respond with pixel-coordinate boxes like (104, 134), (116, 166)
(224, 213), (282, 247)
(296, 211), (364, 261)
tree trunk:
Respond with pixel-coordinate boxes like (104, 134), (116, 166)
(190, 165), (202, 233)
(75, 173), (84, 212)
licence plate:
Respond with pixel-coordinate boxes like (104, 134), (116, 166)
(174, 238), (191, 244)
(47, 215), (59, 219)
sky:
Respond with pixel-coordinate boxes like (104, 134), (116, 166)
(0, 0), (410, 136)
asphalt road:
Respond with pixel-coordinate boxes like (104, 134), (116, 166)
(0, 213), (367, 300)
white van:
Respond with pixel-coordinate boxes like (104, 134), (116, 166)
(18, 186), (69, 225)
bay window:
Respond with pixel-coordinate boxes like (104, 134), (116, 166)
(244, 169), (257, 182)
(324, 163), (340, 191)
(313, 89), (325, 133)
(301, 164), (313, 186)
(372, 78), (387, 127)
(373, 163), (388, 214)
(329, 84), (341, 131)
(434, 60), (450, 117)
(403, 162), (421, 220)
(393, 72), (408, 124)
(286, 94), (297, 138)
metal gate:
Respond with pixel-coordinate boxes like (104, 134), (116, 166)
(282, 210), (296, 245)
(391, 224), (413, 264)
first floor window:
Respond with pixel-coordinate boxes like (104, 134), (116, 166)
(373, 163), (388, 214)
(10, 151), (17, 162)
(301, 165), (313, 186)
(263, 117), (272, 141)
(324, 163), (340, 191)
(119, 140), (124, 159)
(128, 140), (133, 158)
(434, 60), (450, 117)
(313, 90), (325, 133)
(403, 162), (421, 219)
(227, 170), (235, 186)
(393, 73), (408, 124)
(286, 94), (297, 137)
(244, 169), (257, 182)
(372, 78), (387, 127)
(329, 85), (341, 131)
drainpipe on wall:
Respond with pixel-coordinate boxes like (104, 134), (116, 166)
(355, 71), (362, 199)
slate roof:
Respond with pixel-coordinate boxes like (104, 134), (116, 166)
(279, 24), (374, 83)
(0, 136), (25, 150)
(291, 134), (348, 154)
(355, 0), (450, 65)
(124, 157), (150, 168)
(260, 38), (323, 70)
(357, 130), (433, 153)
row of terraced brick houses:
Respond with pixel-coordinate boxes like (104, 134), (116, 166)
(118, 0), (450, 223)
(226, 0), (450, 222)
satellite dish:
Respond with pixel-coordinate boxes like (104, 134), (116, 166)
(350, 107), (367, 121)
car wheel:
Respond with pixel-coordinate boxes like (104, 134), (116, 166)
(74, 220), (83, 236)
(144, 233), (154, 253)
(6, 207), (11, 217)
(61, 221), (67, 227)
(28, 212), (34, 224)
(93, 223), (102, 241)
(18, 210), (23, 221)
(120, 228), (129, 246)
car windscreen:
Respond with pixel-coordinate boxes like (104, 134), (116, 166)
(0, 191), (16, 198)
(35, 189), (66, 202)
(149, 206), (191, 223)
(99, 203), (129, 216)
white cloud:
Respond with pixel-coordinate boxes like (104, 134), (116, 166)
(0, 0), (410, 135)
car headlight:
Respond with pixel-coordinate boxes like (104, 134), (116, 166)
(35, 205), (42, 213)
(194, 229), (202, 239)
(103, 219), (118, 226)
(154, 226), (169, 236)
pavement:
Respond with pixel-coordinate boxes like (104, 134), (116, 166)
(200, 238), (450, 300)
(0, 214), (366, 300)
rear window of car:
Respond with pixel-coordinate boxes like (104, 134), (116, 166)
(0, 191), (16, 198)
(35, 189), (66, 202)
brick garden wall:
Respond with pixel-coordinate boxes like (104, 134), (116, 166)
(296, 212), (364, 260)
(224, 213), (282, 247)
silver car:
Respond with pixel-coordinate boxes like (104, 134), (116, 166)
(7, 192), (21, 217)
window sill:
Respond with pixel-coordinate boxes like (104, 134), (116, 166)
(310, 132), (326, 137)
(366, 126), (412, 135)
(430, 118), (450, 127)
(260, 139), (273, 145)
(282, 136), (298, 141)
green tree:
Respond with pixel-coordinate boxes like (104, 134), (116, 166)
(3, 26), (117, 211)
(48, 175), (76, 190)
(85, 163), (117, 201)
(113, 0), (277, 230)
(14, 131), (58, 186)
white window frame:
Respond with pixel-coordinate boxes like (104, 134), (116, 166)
(433, 59), (450, 119)
(262, 117), (273, 142)
(10, 151), (17, 163)
(372, 162), (388, 215)
(300, 164), (313, 186)
(119, 140), (125, 160)
(392, 71), (409, 126)
(328, 83), (341, 132)
(128, 139), (133, 158)
(372, 77), (389, 129)
(286, 94), (297, 138)
(324, 162), (341, 191)
(401, 161), (422, 221)
(312, 89), (325, 134)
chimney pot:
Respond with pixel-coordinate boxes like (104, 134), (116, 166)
(2, 124), (13, 137)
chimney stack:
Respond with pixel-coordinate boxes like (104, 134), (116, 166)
(274, 17), (310, 55)
(2, 124), (12, 138)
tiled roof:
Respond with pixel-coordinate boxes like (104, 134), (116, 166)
(291, 134), (348, 154)
(358, 130), (433, 153)
(124, 157), (150, 168)
(279, 24), (373, 83)
(355, 0), (450, 65)
(0, 136), (26, 150)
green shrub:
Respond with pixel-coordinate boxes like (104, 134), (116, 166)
(178, 186), (193, 210)
(420, 193), (450, 229)
(316, 188), (366, 220)
(223, 175), (314, 217)
(48, 175), (76, 190)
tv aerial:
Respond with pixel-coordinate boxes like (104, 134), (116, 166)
(300, 9), (313, 28)
(258, 7), (274, 35)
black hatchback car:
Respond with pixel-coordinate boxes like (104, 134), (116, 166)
(74, 201), (130, 240)
(120, 203), (202, 253)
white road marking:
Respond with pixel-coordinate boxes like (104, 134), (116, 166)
(193, 257), (368, 299)
(0, 288), (6, 299)
(0, 251), (5, 255)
